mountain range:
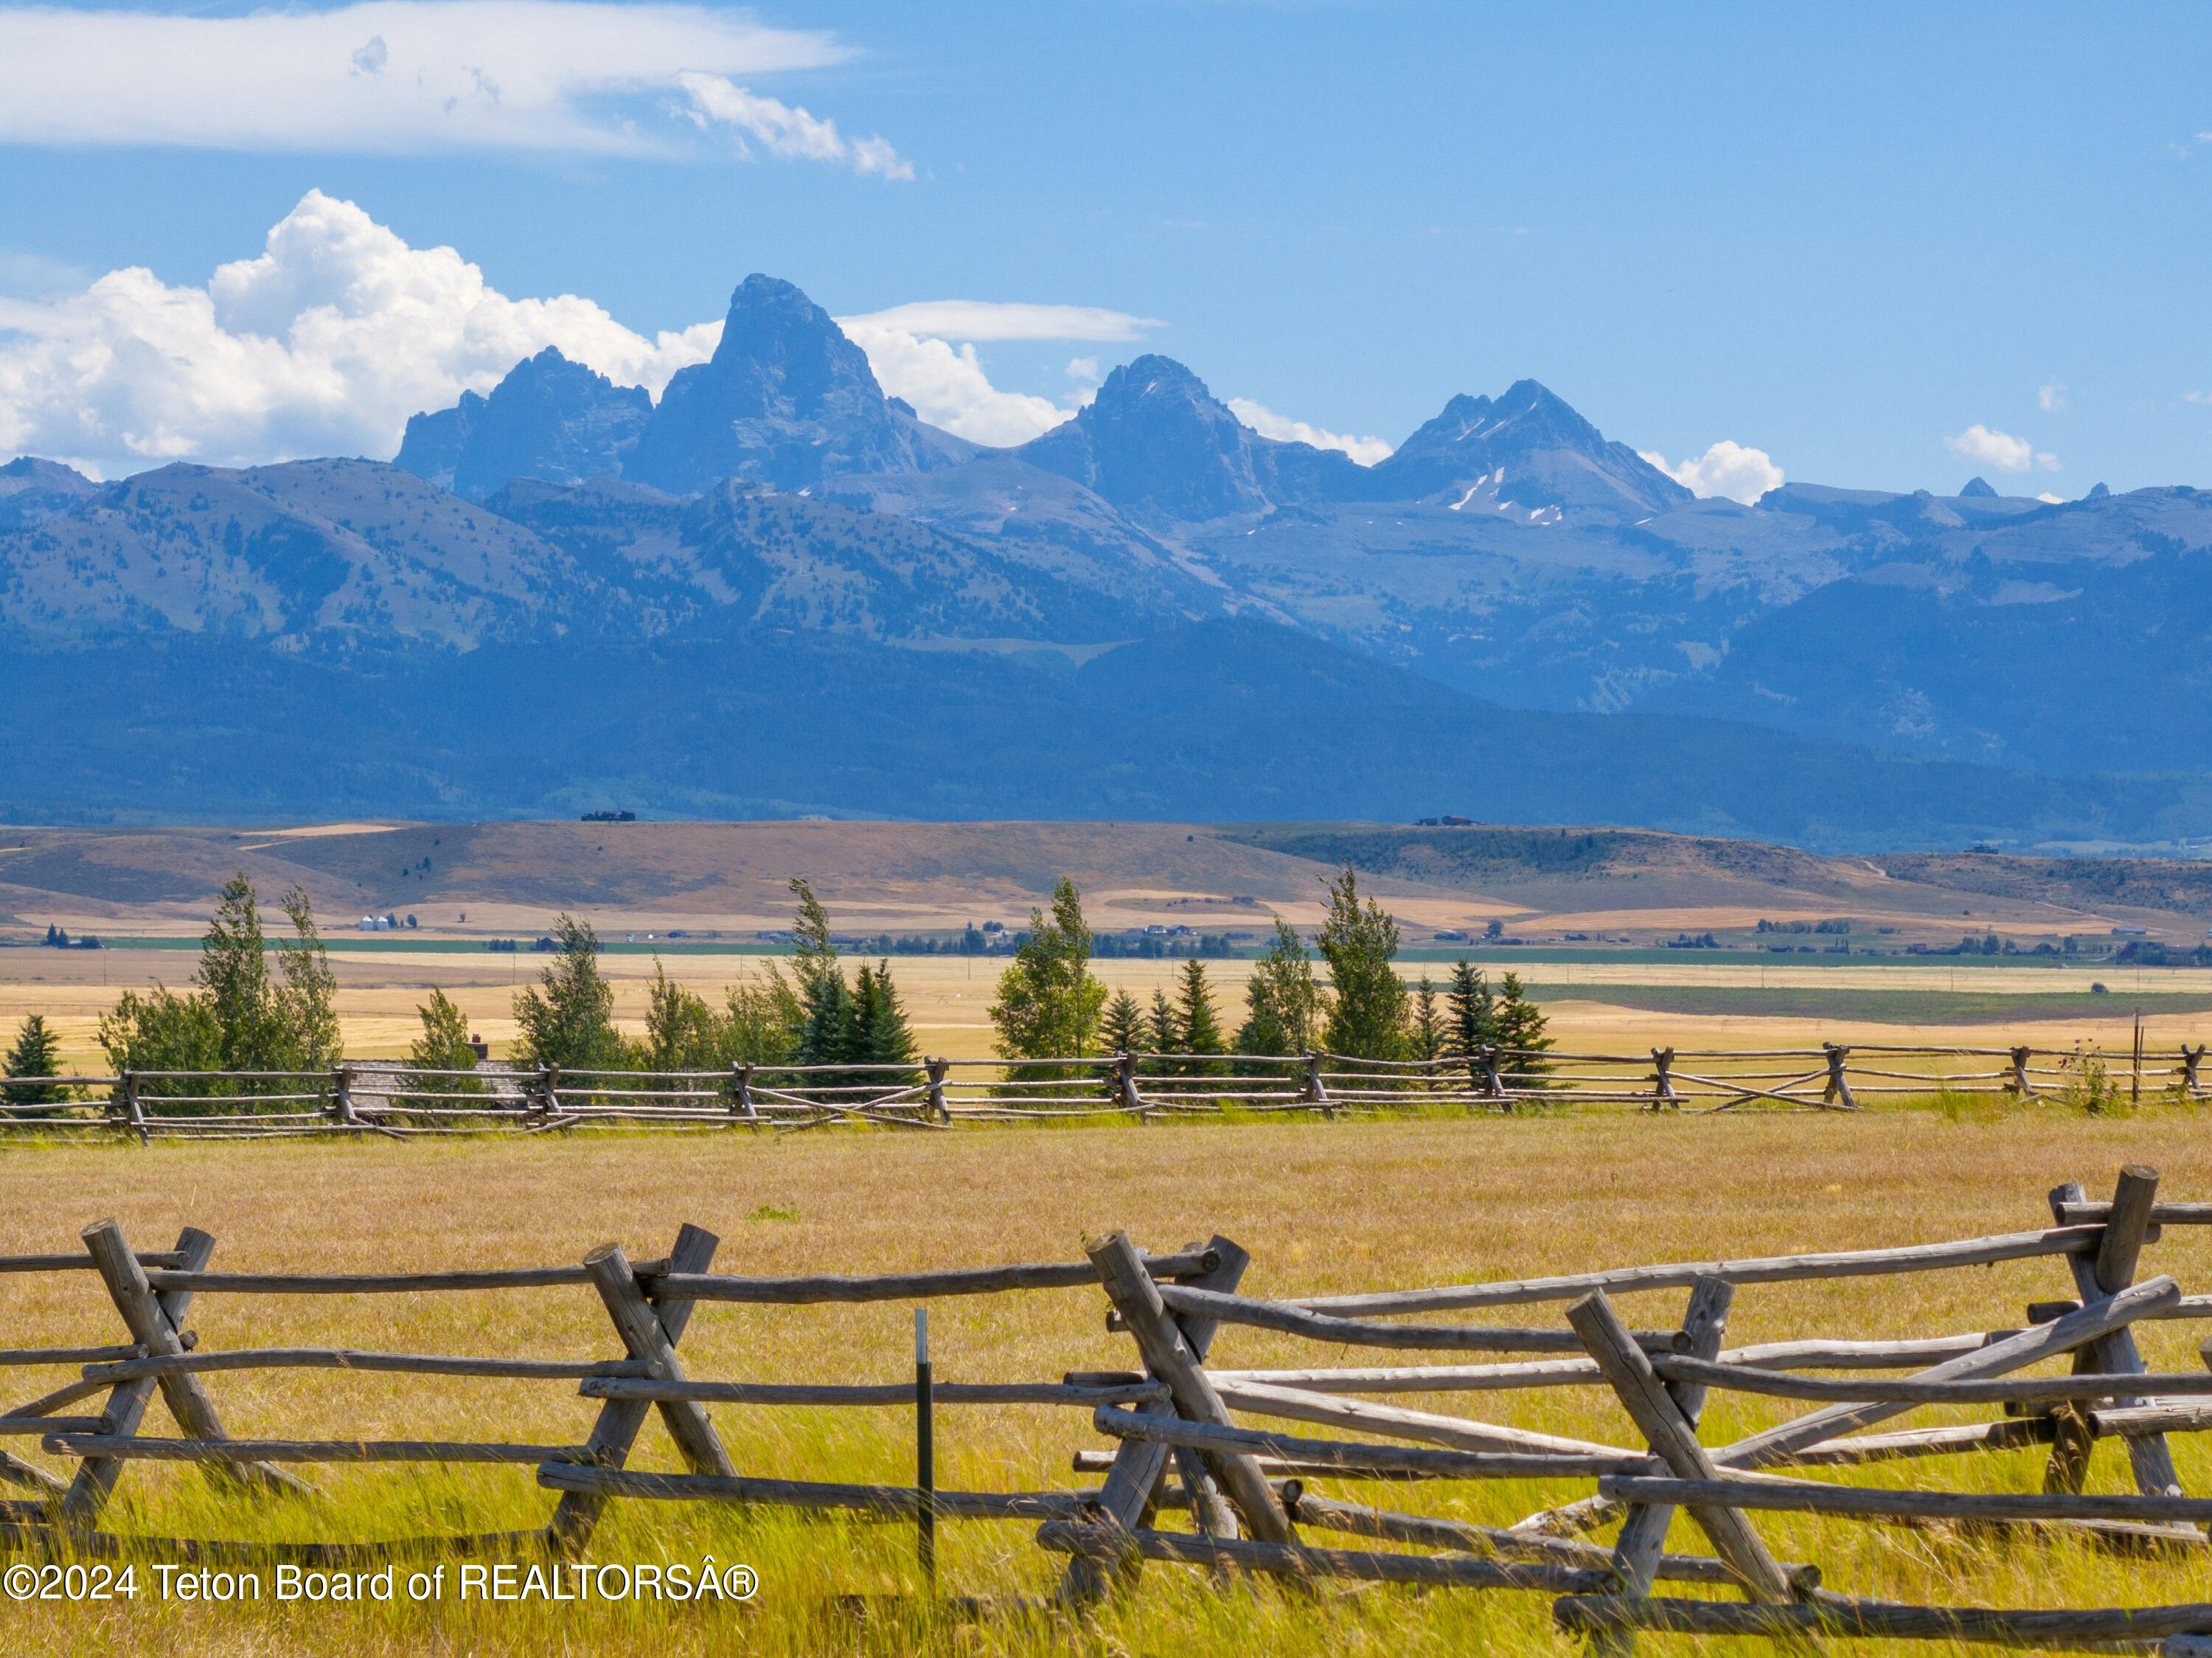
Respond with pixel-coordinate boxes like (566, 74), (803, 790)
(5, 272), (2209, 850)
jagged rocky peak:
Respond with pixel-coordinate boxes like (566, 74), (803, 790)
(624, 274), (971, 495)
(1367, 379), (1692, 518)
(393, 391), (487, 493)
(394, 348), (651, 502)
(1016, 353), (1364, 522)
(2087, 482), (2111, 500)
(1958, 476), (1998, 498)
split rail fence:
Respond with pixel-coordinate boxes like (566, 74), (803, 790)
(4, 1038), (2206, 1137)
(6, 1169), (2212, 1648)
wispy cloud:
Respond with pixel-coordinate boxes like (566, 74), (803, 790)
(1638, 440), (1784, 505)
(675, 73), (909, 179)
(2038, 381), (2067, 413)
(0, 2), (893, 165)
(835, 302), (1160, 341)
(1228, 398), (1392, 466)
(0, 191), (719, 477)
(1945, 423), (2058, 474)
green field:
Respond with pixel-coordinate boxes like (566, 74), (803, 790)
(1521, 984), (2212, 1024)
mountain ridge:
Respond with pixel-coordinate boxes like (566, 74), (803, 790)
(10, 268), (2211, 826)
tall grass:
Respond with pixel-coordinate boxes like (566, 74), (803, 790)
(1, 1109), (2209, 1654)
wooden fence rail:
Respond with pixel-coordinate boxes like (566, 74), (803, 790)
(5, 1038), (2208, 1138)
(1, 1168), (2211, 1649)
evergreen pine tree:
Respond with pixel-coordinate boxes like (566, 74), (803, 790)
(1175, 960), (1228, 1077)
(2, 1015), (69, 1110)
(795, 965), (855, 1067)
(1146, 989), (1180, 1075)
(1410, 974), (1444, 1067)
(1100, 990), (1144, 1056)
(856, 961), (918, 1068)
(1492, 971), (1554, 1080)
(1445, 960), (1496, 1058)
(846, 962), (879, 1067)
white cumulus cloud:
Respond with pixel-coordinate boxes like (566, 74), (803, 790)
(2039, 381), (2067, 412)
(0, 190), (720, 478)
(0, 2), (895, 166)
(837, 324), (1072, 446)
(833, 301), (1161, 446)
(1944, 423), (2060, 475)
(1227, 398), (1392, 465)
(1637, 440), (1784, 504)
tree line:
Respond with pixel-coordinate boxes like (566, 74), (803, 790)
(3, 866), (1548, 1114)
(412, 878), (919, 1083)
(987, 866), (1548, 1079)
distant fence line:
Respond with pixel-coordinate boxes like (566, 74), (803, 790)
(1, 1040), (2205, 1139)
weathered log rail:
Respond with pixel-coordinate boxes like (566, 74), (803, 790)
(1, 1167), (2211, 1649)
(4, 1037), (2207, 1137)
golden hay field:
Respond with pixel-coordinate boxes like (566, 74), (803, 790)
(3, 1109), (2212, 1656)
(7, 946), (2211, 1071)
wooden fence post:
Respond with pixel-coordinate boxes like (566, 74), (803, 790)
(1060, 1235), (1273, 1605)
(2008, 1047), (2034, 1099)
(1821, 1045), (1856, 1110)
(2026, 1297), (2095, 1496)
(1085, 1233), (1293, 1546)
(1483, 1045), (1509, 1111)
(2048, 1170), (2181, 1499)
(66, 1224), (213, 1525)
(551, 1224), (726, 1551)
(332, 1064), (361, 1128)
(1602, 1276), (1736, 1652)
(78, 1221), (312, 1495)
(1649, 1049), (1677, 1113)
(1564, 1288), (1797, 1607)
(65, 1223), (310, 1522)
(2183, 1044), (2208, 1100)
(119, 1073), (147, 1145)
(728, 1062), (758, 1125)
(1299, 1054), (1336, 1120)
(925, 1056), (952, 1123)
(1113, 1052), (1147, 1118)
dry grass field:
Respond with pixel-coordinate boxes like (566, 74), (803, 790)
(3, 1109), (2211, 1655)
(7, 944), (2212, 1071)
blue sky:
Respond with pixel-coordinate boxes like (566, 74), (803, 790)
(2, 1), (2208, 493)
